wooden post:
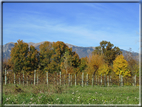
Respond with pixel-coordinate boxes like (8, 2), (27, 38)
(19, 77), (20, 85)
(86, 74), (88, 86)
(34, 70), (36, 85)
(107, 75), (109, 86)
(27, 76), (28, 85)
(57, 73), (58, 85)
(5, 68), (7, 85)
(60, 72), (61, 85)
(14, 72), (15, 85)
(71, 74), (72, 86)
(134, 75), (136, 86)
(23, 72), (24, 85)
(101, 74), (102, 86)
(119, 74), (120, 86)
(37, 72), (38, 85)
(104, 74), (106, 87)
(96, 75), (97, 85)
(64, 74), (65, 86)
(110, 76), (112, 86)
(46, 72), (48, 86)
(69, 73), (70, 86)
(82, 72), (84, 87)
(75, 74), (76, 86)
(92, 74), (94, 87)
(121, 75), (123, 86)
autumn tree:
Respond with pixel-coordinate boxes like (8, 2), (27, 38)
(60, 51), (73, 74)
(39, 41), (53, 73)
(50, 41), (72, 73)
(26, 45), (39, 74)
(98, 63), (110, 75)
(92, 41), (122, 66)
(124, 49), (139, 77)
(10, 40), (29, 74)
(3, 58), (11, 70)
(86, 54), (104, 76)
(78, 56), (87, 73)
(113, 54), (131, 77)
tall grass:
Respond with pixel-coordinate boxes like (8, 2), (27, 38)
(3, 84), (139, 104)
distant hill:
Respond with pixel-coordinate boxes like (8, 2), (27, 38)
(2, 41), (139, 61)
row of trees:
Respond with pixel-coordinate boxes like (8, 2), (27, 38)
(3, 40), (139, 78)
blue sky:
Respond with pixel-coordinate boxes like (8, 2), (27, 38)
(3, 3), (139, 53)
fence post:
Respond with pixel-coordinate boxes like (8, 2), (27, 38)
(5, 68), (7, 85)
(37, 72), (38, 85)
(14, 72), (15, 85)
(19, 77), (20, 85)
(134, 75), (136, 86)
(60, 72), (61, 85)
(34, 70), (36, 85)
(87, 74), (88, 86)
(101, 74), (102, 86)
(92, 74), (94, 87)
(64, 74), (65, 86)
(120, 75), (123, 86)
(27, 76), (28, 85)
(104, 74), (106, 87)
(119, 74), (120, 86)
(82, 72), (84, 87)
(96, 75), (98, 85)
(57, 73), (58, 85)
(46, 72), (48, 86)
(75, 74), (76, 86)
(69, 73), (70, 86)
(110, 76), (112, 86)
(71, 74), (72, 86)
(107, 75), (109, 86)
(23, 72), (24, 85)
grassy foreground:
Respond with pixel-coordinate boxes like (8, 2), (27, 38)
(3, 84), (139, 104)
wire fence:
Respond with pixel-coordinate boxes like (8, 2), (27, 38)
(3, 69), (139, 87)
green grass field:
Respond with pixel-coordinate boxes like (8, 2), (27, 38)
(3, 84), (139, 104)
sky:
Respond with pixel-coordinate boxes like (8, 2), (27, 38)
(3, 3), (139, 53)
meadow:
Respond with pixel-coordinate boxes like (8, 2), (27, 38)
(3, 84), (139, 105)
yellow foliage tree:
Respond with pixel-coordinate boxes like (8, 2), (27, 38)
(86, 54), (104, 75)
(113, 54), (131, 77)
(98, 63), (109, 75)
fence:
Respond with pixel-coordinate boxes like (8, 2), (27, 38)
(3, 68), (139, 87)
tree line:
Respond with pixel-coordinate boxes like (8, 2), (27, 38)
(3, 40), (139, 78)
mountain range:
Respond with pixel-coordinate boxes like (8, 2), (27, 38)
(2, 41), (139, 60)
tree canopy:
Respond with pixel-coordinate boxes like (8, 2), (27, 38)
(92, 41), (122, 66)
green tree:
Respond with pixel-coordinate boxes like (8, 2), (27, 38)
(92, 41), (122, 66)
(79, 57), (87, 72)
(113, 54), (131, 77)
